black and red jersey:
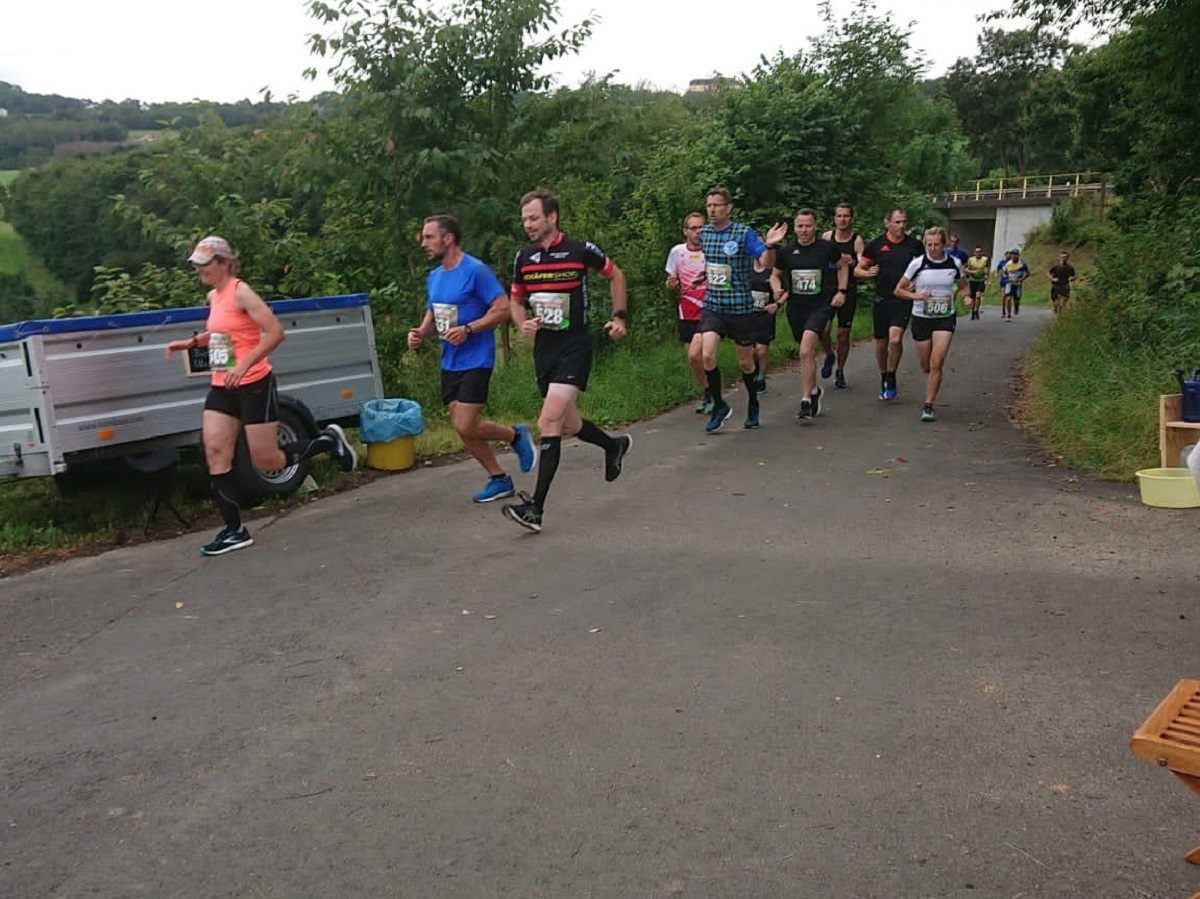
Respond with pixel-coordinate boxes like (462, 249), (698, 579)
(511, 233), (613, 333)
(861, 233), (924, 301)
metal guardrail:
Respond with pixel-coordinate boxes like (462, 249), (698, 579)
(934, 173), (1107, 205)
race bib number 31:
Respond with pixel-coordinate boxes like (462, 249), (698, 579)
(432, 303), (458, 337)
(530, 292), (571, 330)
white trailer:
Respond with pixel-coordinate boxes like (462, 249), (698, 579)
(0, 293), (384, 495)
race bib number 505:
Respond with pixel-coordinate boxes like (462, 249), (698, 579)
(208, 332), (236, 370)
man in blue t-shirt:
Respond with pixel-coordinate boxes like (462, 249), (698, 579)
(407, 214), (537, 503)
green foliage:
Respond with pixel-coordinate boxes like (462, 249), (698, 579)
(943, 27), (1079, 175)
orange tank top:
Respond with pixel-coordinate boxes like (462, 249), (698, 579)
(205, 278), (273, 388)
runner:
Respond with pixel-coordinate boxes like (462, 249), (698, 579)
(820, 202), (864, 389)
(947, 233), (969, 266)
(697, 187), (787, 431)
(750, 257), (779, 395)
(855, 208), (924, 401)
(772, 207), (849, 421)
(996, 250), (1012, 316)
(1002, 248), (1030, 320)
(164, 235), (357, 556)
(502, 189), (633, 533)
(665, 212), (710, 412)
(407, 214), (537, 503)
(963, 244), (990, 320)
(895, 226), (969, 422)
(1048, 251), (1077, 315)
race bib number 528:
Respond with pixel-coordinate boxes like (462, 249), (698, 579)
(530, 292), (571, 330)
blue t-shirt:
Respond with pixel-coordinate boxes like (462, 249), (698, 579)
(426, 254), (505, 372)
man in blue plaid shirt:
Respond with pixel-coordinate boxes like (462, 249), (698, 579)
(698, 187), (786, 432)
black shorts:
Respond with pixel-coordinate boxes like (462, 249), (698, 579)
(1005, 283), (1023, 299)
(441, 367), (492, 405)
(834, 292), (858, 329)
(534, 328), (593, 396)
(699, 308), (757, 347)
(1050, 287), (1070, 301)
(786, 298), (836, 342)
(968, 280), (986, 298)
(677, 319), (701, 344)
(204, 372), (279, 425)
(872, 296), (911, 339)
(751, 310), (777, 345)
(910, 315), (957, 341)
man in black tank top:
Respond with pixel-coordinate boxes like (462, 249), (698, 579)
(820, 203), (865, 390)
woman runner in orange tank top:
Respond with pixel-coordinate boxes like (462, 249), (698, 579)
(164, 235), (359, 556)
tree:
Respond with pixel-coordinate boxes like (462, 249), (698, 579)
(943, 27), (1077, 176)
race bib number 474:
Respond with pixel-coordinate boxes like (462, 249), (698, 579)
(790, 269), (820, 295)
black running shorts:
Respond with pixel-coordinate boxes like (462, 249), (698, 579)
(534, 328), (593, 396)
(204, 372), (279, 425)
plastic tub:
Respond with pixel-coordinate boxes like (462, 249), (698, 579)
(1135, 467), (1200, 508)
(366, 435), (416, 471)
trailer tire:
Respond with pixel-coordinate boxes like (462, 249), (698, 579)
(232, 397), (318, 500)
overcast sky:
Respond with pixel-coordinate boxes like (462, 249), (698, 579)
(0, 0), (1096, 105)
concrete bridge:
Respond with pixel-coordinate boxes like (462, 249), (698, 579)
(932, 173), (1108, 257)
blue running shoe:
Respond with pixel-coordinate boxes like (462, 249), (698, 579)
(473, 474), (515, 503)
(755, 376), (767, 395)
(706, 401), (733, 433)
(821, 352), (836, 379)
(743, 403), (760, 429)
(834, 370), (847, 389)
(884, 386), (898, 401)
(511, 423), (537, 473)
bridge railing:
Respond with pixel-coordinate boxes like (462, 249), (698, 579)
(935, 172), (1107, 204)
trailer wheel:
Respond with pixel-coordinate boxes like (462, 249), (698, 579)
(232, 397), (318, 499)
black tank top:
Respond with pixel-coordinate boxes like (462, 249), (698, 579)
(829, 231), (859, 297)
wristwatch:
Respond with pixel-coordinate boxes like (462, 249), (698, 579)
(463, 323), (474, 335)
(612, 310), (628, 321)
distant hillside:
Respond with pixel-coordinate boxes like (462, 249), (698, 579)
(0, 81), (316, 169)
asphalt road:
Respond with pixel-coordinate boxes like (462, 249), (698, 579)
(4, 307), (1200, 899)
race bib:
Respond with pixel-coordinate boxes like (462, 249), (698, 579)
(530, 292), (571, 330)
(208, 332), (235, 370)
(790, 269), (820, 295)
(706, 263), (732, 290)
(751, 290), (771, 310)
(431, 303), (458, 337)
(924, 299), (952, 316)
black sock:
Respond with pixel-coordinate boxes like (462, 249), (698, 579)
(211, 472), (242, 532)
(742, 370), (758, 401)
(281, 433), (334, 466)
(705, 368), (722, 404)
(532, 437), (561, 510)
(886, 371), (897, 389)
(576, 419), (616, 452)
